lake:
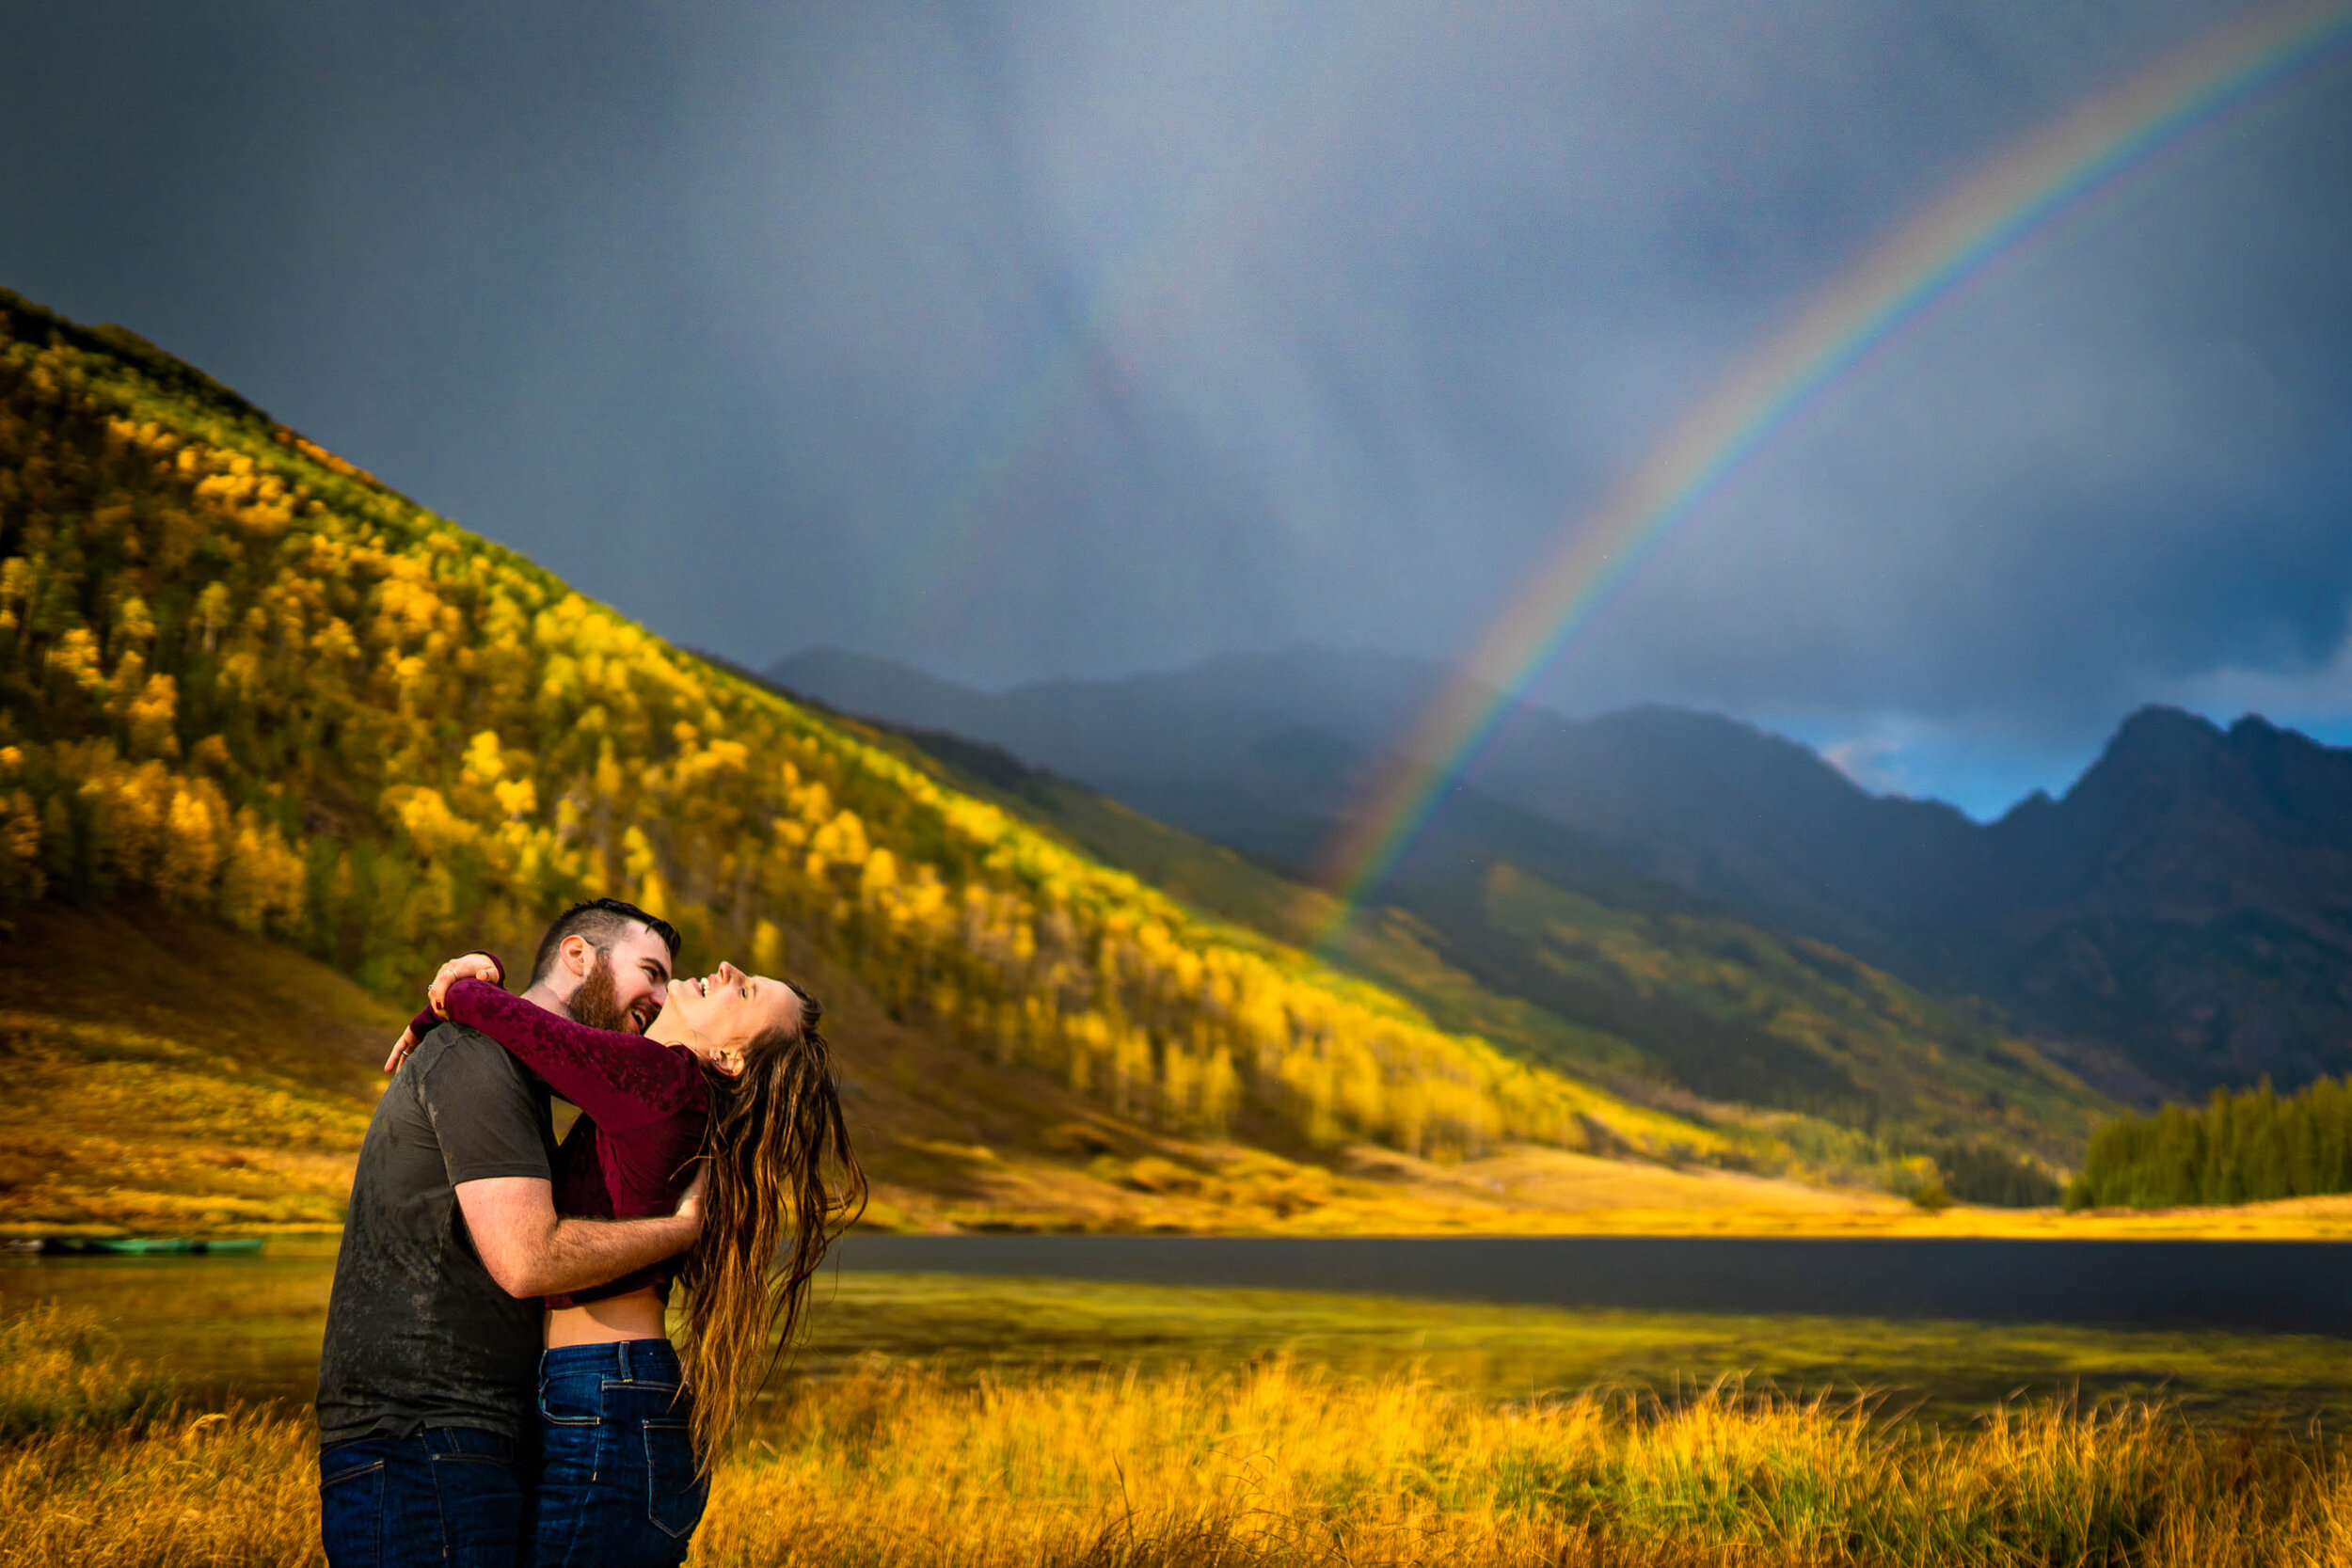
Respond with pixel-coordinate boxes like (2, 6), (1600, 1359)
(12, 1235), (2352, 1418)
(835, 1234), (2352, 1334)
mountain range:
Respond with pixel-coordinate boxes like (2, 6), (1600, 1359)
(6, 273), (2303, 1233)
(771, 646), (2352, 1107)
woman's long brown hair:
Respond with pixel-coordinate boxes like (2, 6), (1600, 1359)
(672, 981), (866, 1464)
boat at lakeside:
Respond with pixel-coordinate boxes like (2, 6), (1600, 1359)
(32, 1237), (267, 1256)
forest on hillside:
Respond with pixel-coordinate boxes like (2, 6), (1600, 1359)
(2068, 1077), (2352, 1210)
(0, 289), (1729, 1172)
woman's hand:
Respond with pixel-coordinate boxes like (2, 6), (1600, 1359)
(673, 1160), (710, 1233)
(427, 952), (502, 1020)
(384, 954), (501, 1074)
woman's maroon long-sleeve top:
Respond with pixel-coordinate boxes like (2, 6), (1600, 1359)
(415, 976), (710, 1307)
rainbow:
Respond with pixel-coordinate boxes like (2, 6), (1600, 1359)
(1314, 0), (2352, 950)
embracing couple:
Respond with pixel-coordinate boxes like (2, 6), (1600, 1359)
(313, 897), (866, 1567)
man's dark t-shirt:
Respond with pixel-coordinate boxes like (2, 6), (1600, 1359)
(315, 1022), (556, 1447)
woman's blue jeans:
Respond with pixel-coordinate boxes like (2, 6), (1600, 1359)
(528, 1339), (707, 1568)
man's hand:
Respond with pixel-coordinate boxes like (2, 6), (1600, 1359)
(427, 953), (502, 1019)
(384, 1024), (419, 1075)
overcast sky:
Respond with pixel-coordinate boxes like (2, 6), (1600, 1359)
(6, 1), (2348, 816)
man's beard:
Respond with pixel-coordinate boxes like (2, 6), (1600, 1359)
(570, 954), (634, 1033)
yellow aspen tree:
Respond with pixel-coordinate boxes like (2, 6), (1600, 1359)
(109, 593), (157, 655)
(219, 809), (306, 933)
(385, 787), (480, 859)
(858, 847), (898, 914)
(1338, 1042), (1386, 1140)
(461, 729), (505, 786)
(1114, 1022), (1155, 1121)
(157, 782), (225, 904)
(493, 777), (537, 819)
(1066, 1010), (1107, 1094)
(0, 558), (34, 641)
(636, 866), (673, 922)
(620, 823), (660, 887)
(124, 672), (179, 758)
(810, 808), (869, 867)
(751, 918), (786, 977)
(1393, 1080), (1427, 1158)
(1200, 1046), (1239, 1138)
(101, 756), (169, 884)
(48, 627), (105, 699)
(1281, 1048), (1339, 1148)
(1161, 1043), (1198, 1126)
(105, 649), (148, 722)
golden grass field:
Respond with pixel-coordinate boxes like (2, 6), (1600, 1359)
(15, 902), (2352, 1242)
(8, 1293), (2352, 1568)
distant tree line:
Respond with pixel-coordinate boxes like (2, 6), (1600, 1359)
(2065, 1078), (2352, 1210)
(1924, 1138), (2061, 1208)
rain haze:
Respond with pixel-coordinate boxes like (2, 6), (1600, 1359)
(6, 0), (2348, 817)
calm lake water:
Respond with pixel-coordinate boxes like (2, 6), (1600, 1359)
(11, 1235), (2351, 1415)
(835, 1234), (2352, 1335)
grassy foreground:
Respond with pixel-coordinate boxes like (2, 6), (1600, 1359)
(8, 1297), (2352, 1566)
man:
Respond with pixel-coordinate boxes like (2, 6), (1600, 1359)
(316, 898), (692, 1568)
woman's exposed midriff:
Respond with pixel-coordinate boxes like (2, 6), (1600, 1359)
(546, 1288), (670, 1348)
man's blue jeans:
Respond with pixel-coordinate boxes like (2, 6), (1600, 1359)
(318, 1426), (532, 1568)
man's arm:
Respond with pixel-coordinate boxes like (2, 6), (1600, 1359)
(454, 1168), (702, 1300)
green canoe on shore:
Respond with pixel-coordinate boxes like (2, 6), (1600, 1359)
(36, 1237), (266, 1256)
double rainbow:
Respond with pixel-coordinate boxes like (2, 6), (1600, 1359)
(1315, 0), (2352, 949)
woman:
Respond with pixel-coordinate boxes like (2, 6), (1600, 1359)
(404, 951), (865, 1567)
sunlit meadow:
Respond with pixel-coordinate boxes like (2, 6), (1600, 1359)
(9, 1274), (2352, 1565)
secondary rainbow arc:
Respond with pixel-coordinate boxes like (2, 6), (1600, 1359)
(1313, 0), (2352, 954)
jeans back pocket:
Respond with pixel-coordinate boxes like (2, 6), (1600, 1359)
(317, 1455), (386, 1568)
(641, 1419), (707, 1541)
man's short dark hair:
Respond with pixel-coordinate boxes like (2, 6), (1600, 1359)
(529, 898), (684, 988)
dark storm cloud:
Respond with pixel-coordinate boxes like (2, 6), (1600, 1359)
(4, 0), (2347, 814)
(1555, 91), (2352, 800)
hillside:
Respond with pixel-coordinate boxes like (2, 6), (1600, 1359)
(0, 283), (1856, 1232)
(0, 904), (394, 1236)
(773, 646), (2352, 1105)
(6, 903), (2293, 1241)
(11, 902), (1954, 1239)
